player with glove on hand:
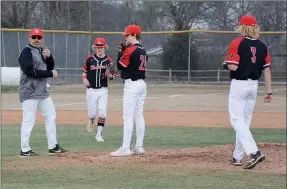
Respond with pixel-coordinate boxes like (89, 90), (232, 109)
(82, 37), (117, 142)
(110, 25), (148, 157)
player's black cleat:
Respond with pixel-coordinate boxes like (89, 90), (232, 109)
(48, 144), (69, 155)
(231, 157), (243, 166)
(20, 150), (40, 157)
(244, 151), (265, 169)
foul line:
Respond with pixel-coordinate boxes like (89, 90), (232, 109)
(258, 88), (286, 93)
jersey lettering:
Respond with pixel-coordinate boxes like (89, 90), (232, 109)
(251, 47), (256, 63)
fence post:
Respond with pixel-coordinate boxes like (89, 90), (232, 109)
(17, 32), (21, 55)
(217, 68), (221, 84)
(52, 33), (56, 61)
(65, 33), (68, 82)
(169, 68), (172, 83)
(1, 31), (6, 67)
(188, 32), (191, 83)
(76, 34), (80, 76)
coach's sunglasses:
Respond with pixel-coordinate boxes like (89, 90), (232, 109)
(31, 36), (42, 40)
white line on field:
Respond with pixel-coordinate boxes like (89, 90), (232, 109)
(54, 102), (85, 107)
(203, 93), (223, 96)
(168, 94), (185, 98)
(146, 96), (160, 99)
(7, 91), (237, 110)
(258, 88), (286, 93)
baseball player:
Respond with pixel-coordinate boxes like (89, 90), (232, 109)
(18, 28), (68, 157)
(82, 37), (116, 142)
(223, 15), (272, 169)
(110, 25), (147, 157)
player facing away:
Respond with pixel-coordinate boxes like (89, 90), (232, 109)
(110, 25), (148, 157)
(18, 28), (68, 157)
(82, 37), (116, 142)
(223, 15), (272, 169)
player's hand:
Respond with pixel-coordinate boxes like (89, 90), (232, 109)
(42, 46), (51, 58)
(264, 93), (272, 103)
(107, 74), (115, 80)
(51, 70), (58, 78)
(83, 78), (90, 87)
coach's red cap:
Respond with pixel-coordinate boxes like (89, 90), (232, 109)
(30, 28), (43, 37)
(94, 38), (106, 48)
(122, 25), (142, 36)
(238, 15), (257, 26)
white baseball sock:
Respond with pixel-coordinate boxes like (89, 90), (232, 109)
(96, 126), (104, 137)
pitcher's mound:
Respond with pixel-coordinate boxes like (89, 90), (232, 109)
(78, 143), (286, 174)
(17, 143), (285, 175)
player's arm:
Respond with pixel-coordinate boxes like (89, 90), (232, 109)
(117, 46), (137, 70)
(39, 47), (55, 71)
(45, 55), (55, 71)
(222, 39), (241, 71)
(82, 56), (90, 87)
(18, 47), (54, 78)
(263, 50), (272, 95)
(116, 51), (124, 70)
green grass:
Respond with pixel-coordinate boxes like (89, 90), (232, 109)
(1, 85), (19, 93)
(3, 165), (286, 189)
(1, 125), (286, 189)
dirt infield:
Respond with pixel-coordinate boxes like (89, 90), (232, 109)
(6, 143), (286, 175)
(2, 110), (286, 128)
(2, 84), (286, 128)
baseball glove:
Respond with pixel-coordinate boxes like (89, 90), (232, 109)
(119, 40), (131, 52)
(105, 62), (117, 78)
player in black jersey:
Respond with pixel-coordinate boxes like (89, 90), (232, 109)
(82, 37), (116, 142)
(110, 25), (148, 157)
(223, 15), (272, 169)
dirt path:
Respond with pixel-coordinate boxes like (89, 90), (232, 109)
(2, 110), (286, 128)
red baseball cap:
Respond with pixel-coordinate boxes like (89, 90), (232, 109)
(122, 25), (142, 36)
(30, 28), (43, 37)
(238, 15), (257, 26)
(94, 38), (106, 48)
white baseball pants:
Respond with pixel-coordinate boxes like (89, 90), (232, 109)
(86, 87), (108, 119)
(21, 97), (57, 152)
(228, 79), (259, 160)
(122, 79), (146, 149)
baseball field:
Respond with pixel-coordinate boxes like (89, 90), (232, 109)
(2, 83), (286, 189)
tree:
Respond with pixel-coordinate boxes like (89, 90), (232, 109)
(157, 1), (214, 70)
(162, 34), (199, 72)
(1, 1), (39, 28)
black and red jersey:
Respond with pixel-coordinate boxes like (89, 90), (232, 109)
(82, 54), (113, 89)
(223, 36), (271, 80)
(117, 43), (148, 81)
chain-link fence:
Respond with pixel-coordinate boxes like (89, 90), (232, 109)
(1, 29), (286, 84)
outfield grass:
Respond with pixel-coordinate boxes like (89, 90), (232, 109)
(1, 125), (286, 189)
(1, 85), (18, 93)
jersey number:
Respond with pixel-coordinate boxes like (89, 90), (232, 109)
(251, 47), (256, 63)
(139, 55), (147, 71)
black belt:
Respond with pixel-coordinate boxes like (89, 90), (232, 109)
(123, 77), (144, 81)
(233, 78), (257, 80)
(87, 86), (105, 89)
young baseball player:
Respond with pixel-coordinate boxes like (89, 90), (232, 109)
(223, 15), (272, 169)
(82, 37), (116, 142)
(18, 28), (68, 157)
(110, 25), (147, 157)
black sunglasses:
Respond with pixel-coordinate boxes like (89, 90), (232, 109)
(31, 36), (42, 40)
